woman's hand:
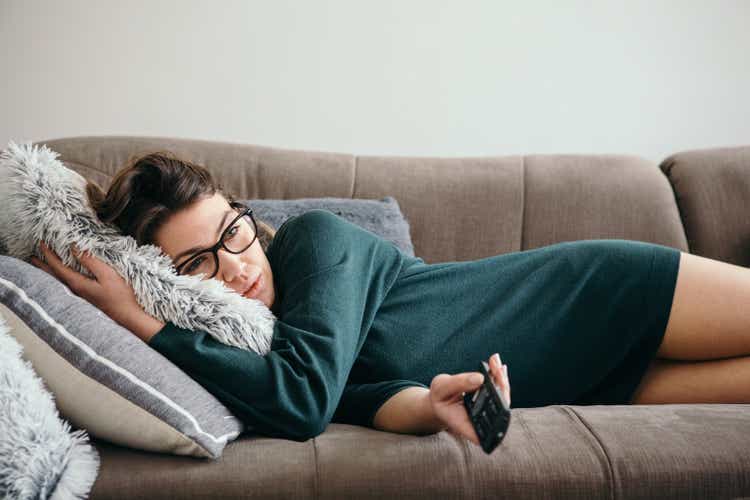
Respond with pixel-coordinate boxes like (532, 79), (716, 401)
(428, 353), (511, 446)
(30, 241), (162, 340)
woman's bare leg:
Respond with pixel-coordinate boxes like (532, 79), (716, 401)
(656, 251), (750, 361)
(631, 251), (750, 404)
(631, 356), (750, 404)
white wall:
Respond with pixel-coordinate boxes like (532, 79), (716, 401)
(1, 0), (748, 162)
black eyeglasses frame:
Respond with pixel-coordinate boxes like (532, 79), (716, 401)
(174, 201), (258, 279)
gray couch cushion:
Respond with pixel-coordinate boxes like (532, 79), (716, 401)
(87, 403), (750, 499)
(0, 256), (243, 459)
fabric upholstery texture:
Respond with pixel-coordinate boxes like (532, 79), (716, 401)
(87, 403), (750, 500)
(31, 136), (750, 500)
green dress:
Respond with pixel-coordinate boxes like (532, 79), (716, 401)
(148, 209), (681, 441)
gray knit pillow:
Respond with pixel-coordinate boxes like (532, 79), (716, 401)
(0, 141), (275, 354)
(245, 197), (415, 257)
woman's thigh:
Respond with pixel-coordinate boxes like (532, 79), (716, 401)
(657, 252), (750, 361)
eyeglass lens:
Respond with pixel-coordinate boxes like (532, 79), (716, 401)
(180, 211), (256, 277)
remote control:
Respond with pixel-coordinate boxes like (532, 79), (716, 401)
(463, 360), (511, 454)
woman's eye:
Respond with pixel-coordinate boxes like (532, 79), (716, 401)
(187, 256), (205, 272)
(226, 225), (239, 239)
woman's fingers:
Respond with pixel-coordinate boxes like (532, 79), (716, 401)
(36, 242), (65, 278)
(37, 242), (97, 294)
(30, 255), (53, 275)
(490, 353), (505, 387)
(490, 353), (511, 407)
(72, 246), (116, 282)
(430, 372), (484, 402)
(504, 365), (511, 406)
(489, 354), (500, 385)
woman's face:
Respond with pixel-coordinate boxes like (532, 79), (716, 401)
(154, 192), (276, 311)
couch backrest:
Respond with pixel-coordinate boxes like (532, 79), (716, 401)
(660, 146), (750, 267)
(32, 136), (748, 266)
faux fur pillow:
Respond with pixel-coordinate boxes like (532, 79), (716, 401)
(0, 141), (275, 354)
(0, 310), (100, 498)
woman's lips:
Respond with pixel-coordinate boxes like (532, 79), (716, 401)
(243, 274), (263, 299)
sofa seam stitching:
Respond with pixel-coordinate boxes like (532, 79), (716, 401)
(313, 436), (320, 499)
(561, 405), (616, 500)
(351, 156), (358, 198)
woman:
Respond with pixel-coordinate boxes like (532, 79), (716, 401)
(30, 151), (750, 446)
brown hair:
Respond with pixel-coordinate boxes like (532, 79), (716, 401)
(85, 151), (276, 252)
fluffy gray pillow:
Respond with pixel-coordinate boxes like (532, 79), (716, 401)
(0, 141), (275, 354)
(0, 311), (100, 499)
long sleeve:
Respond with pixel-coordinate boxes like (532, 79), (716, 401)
(148, 210), (406, 441)
(331, 380), (429, 429)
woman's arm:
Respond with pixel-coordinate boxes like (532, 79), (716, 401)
(372, 356), (512, 445)
(372, 386), (446, 435)
(32, 242), (165, 342)
(129, 313), (166, 343)
(331, 380), (437, 432)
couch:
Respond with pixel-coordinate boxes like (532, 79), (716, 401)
(32, 136), (750, 499)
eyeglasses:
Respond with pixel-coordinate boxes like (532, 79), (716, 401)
(174, 201), (258, 279)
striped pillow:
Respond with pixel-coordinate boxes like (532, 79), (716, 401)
(0, 255), (243, 459)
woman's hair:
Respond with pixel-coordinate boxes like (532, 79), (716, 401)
(85, 151), (276, 253)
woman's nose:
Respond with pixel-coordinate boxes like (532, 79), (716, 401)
(217, 249), (247, 283)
